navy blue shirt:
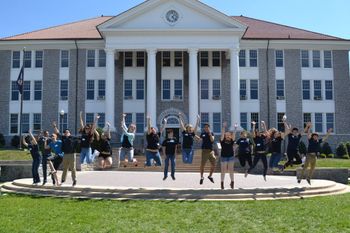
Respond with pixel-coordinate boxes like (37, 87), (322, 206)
(254, 135), (266, 152)
(200, 132), (214, 150)
(236, 138), (252, 154)
(80, 132), (93, 148)
(182, 131), (195, 149)
(287, 134), (302, 152)
(271, 137), (283, 153)
(162, 137), (178, 155)
(147, 133), (160, 150)
(308, 138), (323, 153)
(28, 144), (41, 158)
(220, 139), (235, 157)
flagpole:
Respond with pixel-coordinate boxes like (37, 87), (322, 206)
(18, 47), (25, 150)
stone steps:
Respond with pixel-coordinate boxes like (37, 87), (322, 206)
(1, 178), (348, 201)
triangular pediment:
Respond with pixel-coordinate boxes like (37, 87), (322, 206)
(98, 0), (247, 31)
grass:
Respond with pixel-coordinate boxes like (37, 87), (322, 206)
(0, 193), (349, 233)
(0, 149), (31, 161)
(316, 158), (350, 168)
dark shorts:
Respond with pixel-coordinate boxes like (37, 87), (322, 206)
(99, 153), (111, 159)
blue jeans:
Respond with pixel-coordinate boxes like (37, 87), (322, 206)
(145, 150), (162, 167)
(269, 152), (282, 169)
(80, 147), (92, 164)
(164, 154), (176, 177)
(182, 148), (194, 164)
(31, 154), (42, 183)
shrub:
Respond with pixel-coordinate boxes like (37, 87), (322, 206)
(346, 142), (350, 156)
(11, 135), (20, 148)
(0, 133), (5, 148)
(319, 153), (327, 159)
(298, 141), (307, 155)
(327, 153), (335, 158)
(321, 142), (332, 156)
(336, 143), (348, 158)
(342, 154), (350, 159)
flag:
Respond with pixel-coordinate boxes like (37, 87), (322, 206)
(17, 66), (24, 94)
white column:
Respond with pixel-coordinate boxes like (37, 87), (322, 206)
(230, 47), (241, 128)
(105, 48), (116, 131)
(147, 48), (157, 127)
(188, 48), (199, 126)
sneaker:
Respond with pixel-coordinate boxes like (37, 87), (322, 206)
(72, 180), (77, 186)
(244, 170), (249, 178)
(200, 177), (204, 185)
(307, 179), (311, 185)
(171, 175), (176, 180)
(263, 175), (267, 182)
(42, 181), (47, 186)
(208, 176), (214, 183)
(221, 182), (224, 190)
(163, 176), (167, 181)
(230, 181), (234, 189)
(297, 179), (301, 184)
(61, 179), (65, 184)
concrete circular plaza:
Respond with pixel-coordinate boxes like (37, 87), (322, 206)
(2, 171), (349, 201)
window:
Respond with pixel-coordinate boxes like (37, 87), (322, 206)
(33, 113), (41, 131)
(34, 81), (42, 101)
(249, 50), (257, 67)
(24, 51), (32, 68)
(12, 51), (20, 68)
(86, 80), (95, 100)
(312, 50), (321, 68)
(87, 50), (95, 67)
(325, 80), (333, 100)
(250, 80), (258, 100)
(277, 113), (285, 131)
(200, 79), (209, 100)
(61, 50), (69, 68)
(98, 50), (106, 67)
(213, 113), (221, 133)
(240, 113), (248, 130)
(11, 81), (19, 101)
(10, 114), (18, 134)
(174, 80), (183, 100)
(326, 113), (334, 131)
(136, 113), (145, 134)
(315, 113), (323, 132)
(136, 52), (145, 67)
(314, 80), (322, 100)
(324, 51), (332, 68)
(212, 51), (221, 67)
(22, 113), (30, 133)
(212, 80), (221, 100)
(124, 80), (133, 100)
(251, 113), (259, 130)
(200, 51), (209, 67)
(85, 113), (94, 125)
(136, 80), (144, 100)
(303, 113), (312, 128)
(302, 80), (310, 100)
(60, 80), (68, 101)
(35, 51), (43, 68)
(97, 113), (105, 129)
(124, 52), (133, 67)
(239, 50), (246, 67)
(98, 80), (105, 100)
(59, 113), (68, 132)
(200, 113), (209, 129)
(162, 80), (171, 100)
(23, 81), (30, 101)
(301, 50), (309, 68)
(124, 113), (133, 128)
(240, 80), (247, 100)
(275, 50), (284, 67)
(174, 51), (183, 67)
(276, 80), (285, 100)
(162, 51), (171, 67)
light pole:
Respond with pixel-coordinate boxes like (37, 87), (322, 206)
(60, 109), (65, 133)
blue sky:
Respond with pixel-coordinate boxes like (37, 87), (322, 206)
(1, 0), (349, 39)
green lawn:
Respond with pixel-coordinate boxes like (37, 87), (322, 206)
(316, 158), (350, 168)
(0, 149), (31, 161)
(0, 193), (349, 233)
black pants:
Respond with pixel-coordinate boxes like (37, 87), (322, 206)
(238, 152), (253, 168)
(284, 150), (302, 168)
(51, 156), (63, 184)
(41, 154), (50, 182)
(248, 152), (268, 176)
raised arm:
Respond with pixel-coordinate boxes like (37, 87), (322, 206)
(105, 122), (111, 140)
(94, 129), (100, 141)
(179, 112), (186, 131)
(305, 122), (312, 139)
(159, 118), (167, 135)
(22, 136), (28, 148)
(52, 121), (59, 135)
(261, 121), (268, 136)
(79, 111), (84, 130)
(121, 114), (128, 133)
(193, 115), (200, 134)
(322, 128), (333, 142)
(221, 122), (227, 141)
(91, 114), (100, 131)
(28, 129), (37, 145)
(147, 115), (152, 135)
(252, 121), (256, 138)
